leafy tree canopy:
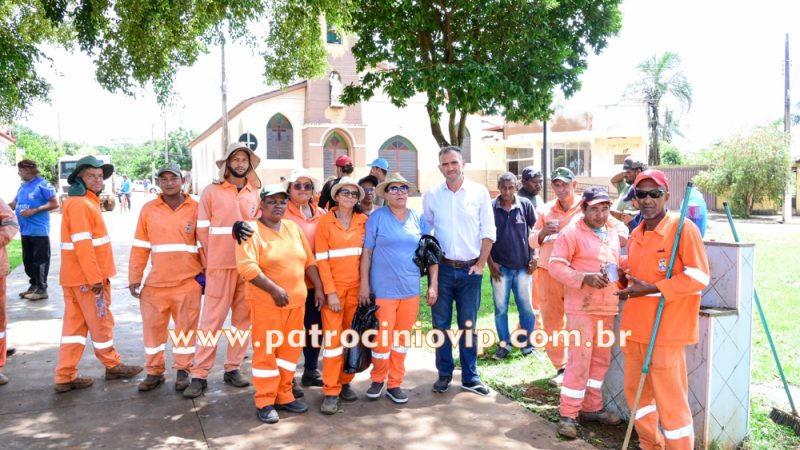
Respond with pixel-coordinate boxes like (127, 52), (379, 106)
(694, 126), (792, 217)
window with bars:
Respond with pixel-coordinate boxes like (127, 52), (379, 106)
(549, 143), (591, 176)
(506, 147), (535, 178)
(323, 132), (350, 180)
(378, 136), (418, 193)
(267, 113), (293, 160)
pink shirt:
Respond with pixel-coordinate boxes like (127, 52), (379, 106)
(548, 217), (622, 315)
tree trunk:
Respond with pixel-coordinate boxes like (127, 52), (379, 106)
(426, 102), (449, 147)
(649, 101), (661, 166)
(455, 111), (467, 148)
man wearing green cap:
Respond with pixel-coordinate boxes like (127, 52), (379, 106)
(54, 156), (143, 393)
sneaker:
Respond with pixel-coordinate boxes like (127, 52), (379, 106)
(557, 416), (578, 439)
(365, 381), (385, 400)
(256, 405), (280, 424)
(522, 347), (546, 360)
(432, 376), (452, 393)
(19, 286), (34, 298)
(548, 367), (566, 387)
(292, 379), (305, 399)
(340, 383), (358, 402)
(461, 381), (490, 396)
(0, 373), (7, 385)
(175, 370), (190, 391)
(54, 376), (94, 393)
(183, 378), (207, 398)
(275, 399), (308, 414)
(223, 370), (250, 388)
(579, 409), (622, 425)
(24, 289), (48, 301)
(300, 369), (323, 387)
(138, 374), (165, 392)
(105, 363), (144, 380)
(386, 387), (408, 404)
(320, 396), (340, 415)
(493, 347), (511, 360)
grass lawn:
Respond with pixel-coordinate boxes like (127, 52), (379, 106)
(416, 221), (800, 448)
(8, 239), (22, 271)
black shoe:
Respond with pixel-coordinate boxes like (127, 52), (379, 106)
(138, 374), (165, 392)
(183, 378), (207, 398)
(432, 376), (452, 393)
(386, 387), (408, 404)
(223, 370), (250, 388)
(365, 381), (384, 400)
(300, 369), (323, 387)
(320, 396), (340, 415)
(461, 381), (490, 396)
(292, 379), (305, 398)
(257, 406), (280, 424)
(175, 370), (190, 391)
(275, 399), (308, 414)
(340, 384), (358, 402)
(493, 347), (511, 360)
(6, 348), (15, 358)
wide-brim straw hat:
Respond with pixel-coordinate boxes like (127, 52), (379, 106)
(286, 168), (321, 192)
(330, 176), (365, 202)
(216, 142), (262, 188)
(376, 172), (417, 198)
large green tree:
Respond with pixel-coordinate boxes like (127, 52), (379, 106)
(625, 51), (692, 166)
(338, 0), (623, 147)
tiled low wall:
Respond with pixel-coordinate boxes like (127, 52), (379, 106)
(603, 242), (755, 449)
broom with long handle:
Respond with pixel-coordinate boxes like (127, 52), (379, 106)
(723, 202), (800, 435)
(621, 181), (694, 450)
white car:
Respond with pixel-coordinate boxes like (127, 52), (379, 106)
(132, 180), (161, 194)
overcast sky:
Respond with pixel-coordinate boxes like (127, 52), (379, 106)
(19, 0), (800, 153)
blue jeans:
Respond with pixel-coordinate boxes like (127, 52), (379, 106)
(431, 264), (483, 384)
(490, 266), (536, 349)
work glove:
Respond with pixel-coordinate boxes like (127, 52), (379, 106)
(232, 221), (254, 244)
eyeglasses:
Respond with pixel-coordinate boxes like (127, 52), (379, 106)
(634, 189), (666, 199)
(386, 185), (410, 195)
(291, 182), (314, 191)
(361, 187), (375, 193)
(337, 189), (360, 199)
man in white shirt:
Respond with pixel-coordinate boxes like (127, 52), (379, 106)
(423, 146), (496, 396)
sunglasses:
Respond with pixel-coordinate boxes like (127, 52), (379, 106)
(361, 187), (376, 193)
(386, 185), (410, 194)
(634, 189), (666, 199)
(291, 182), (314, 191)
(337, 189), (360, 199)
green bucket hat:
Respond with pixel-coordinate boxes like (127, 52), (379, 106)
(67, 156), (114, 185)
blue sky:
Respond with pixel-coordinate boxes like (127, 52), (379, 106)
(20, 0), (800, 153)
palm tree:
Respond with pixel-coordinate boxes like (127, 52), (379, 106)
(625, 52), (692, 166)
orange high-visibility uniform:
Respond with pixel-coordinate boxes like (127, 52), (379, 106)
(236, 219), (316, 408)
(370, 296), (419, 389)
(529, 197), (582, 370)
(192, 181), (259, 379)
(549, 218), (622, 418)
(0, 199), (19, 374)
(129, 195), (204, 376)
(315, 208), (367, 396)
(55, 191), (121, 383)
(622, 213), (709, 450)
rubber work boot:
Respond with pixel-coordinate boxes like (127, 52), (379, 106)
(106, 363), (144, 380)
(340, 384), (358, 402)
(138, 374), (165, 392)
(183, 378), (207, 398)
(557, 416), (578, 439)
(54, 376), (94, 393)
(24, 289), (48, 301)
(175, 370), (190, 391)
(223, 370), (250, 387)
(292, 379), (304, 398)
(300, 369), (323, 387)
(580, 409), (622, 425)
(320, 396), (340, 415)
(257, 406), (279, 424)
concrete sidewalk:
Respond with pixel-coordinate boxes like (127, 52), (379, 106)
(0, 208), (594, 449)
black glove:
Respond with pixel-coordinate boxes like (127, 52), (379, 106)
(232, 221), (254, 244)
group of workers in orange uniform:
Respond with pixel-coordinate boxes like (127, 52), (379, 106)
(43, 142), (709, 447)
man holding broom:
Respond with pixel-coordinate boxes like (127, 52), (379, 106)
(616, 170), (709, 450)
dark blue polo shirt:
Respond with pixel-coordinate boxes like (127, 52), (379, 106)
(490, 195), (537, 270)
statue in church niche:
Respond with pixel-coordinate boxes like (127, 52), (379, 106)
(329, 71), (343, 108)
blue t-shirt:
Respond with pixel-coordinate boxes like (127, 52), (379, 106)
(364, 207), (430, 299)
(15, 176), (56, 236)
(121, 179), (132, 193)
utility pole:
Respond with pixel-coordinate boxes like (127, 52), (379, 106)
(163, 110), (169, 164)
(783, 33), (793, 222)
(542, 120), (548, 202)
(220, 40), (229, 156)
(151, 123), (156, 185)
